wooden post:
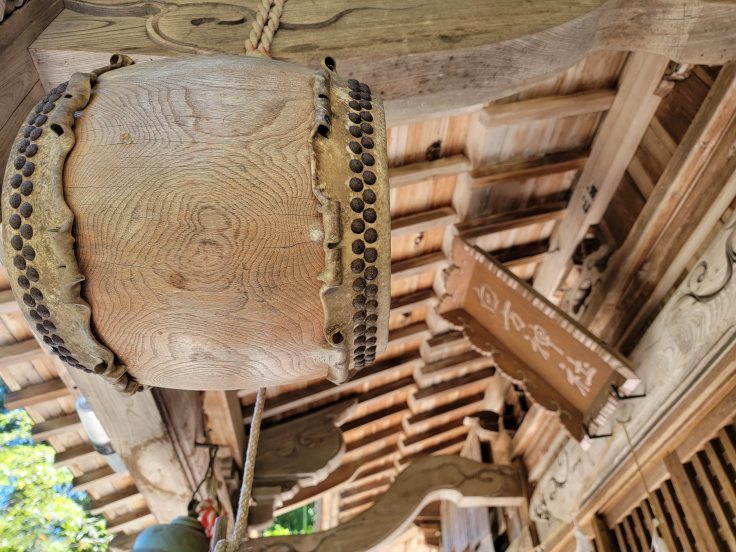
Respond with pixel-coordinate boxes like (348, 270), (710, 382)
(60, 366), (196, 522)
(203, 390), (246, 467)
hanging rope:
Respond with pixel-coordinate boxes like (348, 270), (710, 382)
(244, 0), (287, 57)
(214, 386), (267, 552)
(212, 6), (286, 549)
(618, 420), (670, 552)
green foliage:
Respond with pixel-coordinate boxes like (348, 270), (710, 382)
(0, 408), (110, 551)
(262, 502), (316, 537)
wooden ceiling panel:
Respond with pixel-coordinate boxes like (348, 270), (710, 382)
(390, 226), (447, 264)
(386, 113), (471, 166)
(389, 174), (457, 219)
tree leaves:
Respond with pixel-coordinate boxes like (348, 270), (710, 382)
(0, 409), (111, 551)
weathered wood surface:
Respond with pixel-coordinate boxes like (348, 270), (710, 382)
(439, 238), (637, 441)
(203, 390), (247, 467)
(579, 64), (736, 345)
(249, 401), (355, 529)
(63, 56), (325, 390)
(531, 208), (736, 544)
(62, 366), (195, 522)
(240, 455), (524, 552)
(0, 0), (62, 168)
(533, 52), (670, 296)
(30, 0), (736, 124)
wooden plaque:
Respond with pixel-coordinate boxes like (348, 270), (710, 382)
(440, 239), (639, 441)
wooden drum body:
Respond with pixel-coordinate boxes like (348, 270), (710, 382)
(1, 55), (390, 392)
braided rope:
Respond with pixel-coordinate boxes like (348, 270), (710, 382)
(258, 0), (287, 56)
(244, 0), (287, 57)
(244, 0), (273, 55)
(214, 387), (267, 551)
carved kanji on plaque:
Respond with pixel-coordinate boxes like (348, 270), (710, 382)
(439, 239), (639, 441)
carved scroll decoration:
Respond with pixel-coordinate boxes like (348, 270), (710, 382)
(240, 455), (525, 552)
(530, 210), (736, 526)
(1, 54), (142, 394)
(248, 400), (356, 530)
(682, 218), (736, 303)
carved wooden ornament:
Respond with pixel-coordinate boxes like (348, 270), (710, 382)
(249, 400), (356, 530)
(439, 239), (639, 441)
(239, 455), (524, 552)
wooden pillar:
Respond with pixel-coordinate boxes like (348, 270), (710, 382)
(59, 365), (198, 522)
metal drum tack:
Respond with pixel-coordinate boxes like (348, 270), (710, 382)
(1, 55), (390, 393)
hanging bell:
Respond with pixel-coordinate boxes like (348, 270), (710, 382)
(1, 54), (390, 393)
(132, 515), (210, 552)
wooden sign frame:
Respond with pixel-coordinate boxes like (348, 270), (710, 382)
(439, 239), (639, 441)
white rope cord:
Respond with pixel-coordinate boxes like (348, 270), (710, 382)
(214, 386), (267, 551)
(244, 0), (287, 57)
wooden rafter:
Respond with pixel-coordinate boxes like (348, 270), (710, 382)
(534, 52), (671, 296)
(242, 352), (423, 423)
(391, 207), (457, 238)
(4, 378), (67, 409)
(579, 64), (736, 344)
(389, 155), (470, 189)
(481, 89), (615, 127)
(31, 1), (736, 124)
(391, 252), (447, 280)
(455, 201), (567, 243)
(31, 412), (82, 441)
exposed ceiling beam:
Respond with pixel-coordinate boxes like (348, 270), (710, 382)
(391, 207), (458, 238)
(490, 239), (550, 269)
(397, 433), (468, 466)
(455, 201), (567, 242)
(408, 368), (495, 412)
(0, 289), (21, 315)
(202, 390), (247, 468)
(413, 351), (495, 388)
(481, 89), (615, 127)
(54, 442), (97, 467)
(90, 487), (142, 515)
(106, 509), (155, 534)
(0, 338), (45, 370)
(534, 52), (671, 296)
(391, 252), (448, 280)
(31, 412), (82, 441)
(341, 403), (409, 434)
(398, 420), (468, 457)
(579, 64), (736, 345)
(343, 424), (404, 462)
(339, 482), (392, 510)
(467, 150), (588, 189)
(59, 365), (199, 522)
(353, 377), (415, 414)
(389, 155), (470, 189)
(340, 476), (394, 502)
(420, 331), (469, 364)
(402, 392), (485, 437)
(34, 2), (736, 125)
(390, 289), (438, 317)
(4, 378), (68, 409)
(386, 322), (432, 349)
(242, 352), (423, 423)
(73, 465), (121, 492)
